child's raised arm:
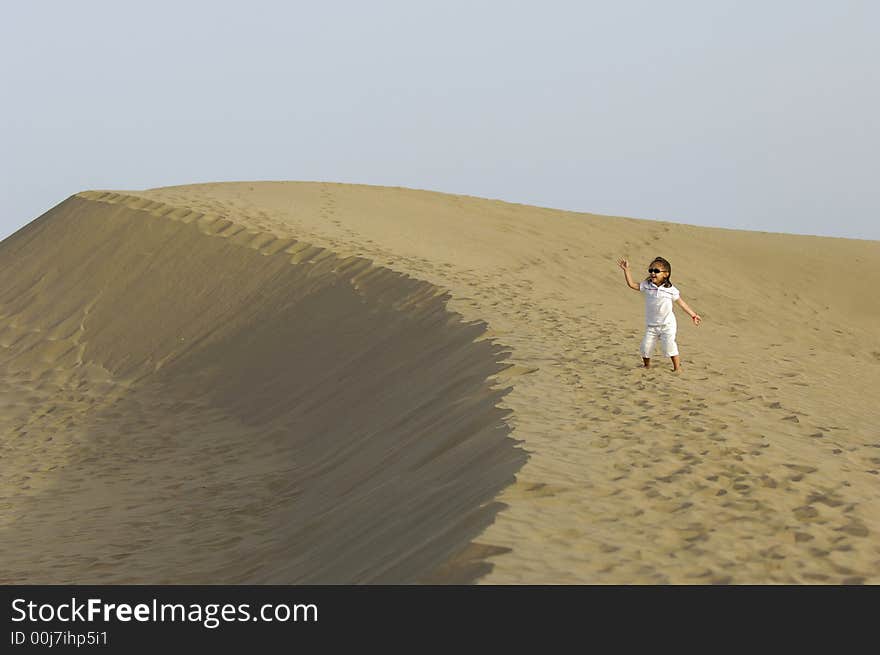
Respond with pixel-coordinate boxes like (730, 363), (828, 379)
(676, 297), (702, 325)
(617, 258), (640, 291)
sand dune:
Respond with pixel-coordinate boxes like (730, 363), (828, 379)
(1, 181), (878, 583)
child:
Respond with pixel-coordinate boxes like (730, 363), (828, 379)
(617, 256), (701, 372)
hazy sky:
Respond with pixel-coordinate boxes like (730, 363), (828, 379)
(2, 0), (878, 241)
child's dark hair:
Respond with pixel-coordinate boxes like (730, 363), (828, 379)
(645, 256), (673, 287)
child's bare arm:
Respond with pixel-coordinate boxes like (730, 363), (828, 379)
(676, 297), (702, 325)
(617, 258), (640, 291)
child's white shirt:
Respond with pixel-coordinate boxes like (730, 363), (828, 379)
(639, 280), (680, 326)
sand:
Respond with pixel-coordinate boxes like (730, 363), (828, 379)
(1, 181), (878, 584)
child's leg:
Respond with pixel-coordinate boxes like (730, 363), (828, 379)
(660, 326), (680, 371)
(640, 328), (658, 369)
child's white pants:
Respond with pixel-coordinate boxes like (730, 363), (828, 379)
(640, 323), (679, 358)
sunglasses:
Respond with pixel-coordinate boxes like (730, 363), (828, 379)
(648, 268), (667, 274)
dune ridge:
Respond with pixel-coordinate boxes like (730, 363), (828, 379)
(2, 181), (879, 584)
(0, 190), (525, 583)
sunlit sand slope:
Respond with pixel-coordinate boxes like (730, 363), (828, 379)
(0, 192), (525, 583)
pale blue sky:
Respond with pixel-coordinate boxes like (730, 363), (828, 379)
(2, 0), (878, 241)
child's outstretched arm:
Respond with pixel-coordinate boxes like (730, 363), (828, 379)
(676, 297), (702, 325)
(617, 258), (640, 291)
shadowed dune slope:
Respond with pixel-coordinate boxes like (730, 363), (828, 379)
(0, 194), (526, 583)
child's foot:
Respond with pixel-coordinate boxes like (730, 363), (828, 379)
(671, 367), (682, 373)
